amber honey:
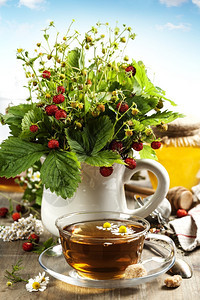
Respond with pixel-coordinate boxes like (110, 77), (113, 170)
(150, 116), (200, 190)
(149, 145), (200, 190)
(59, 219), (145, 280)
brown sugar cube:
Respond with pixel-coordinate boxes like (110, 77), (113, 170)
(124, 263), (147, 279)
(164, 275), (182, 288)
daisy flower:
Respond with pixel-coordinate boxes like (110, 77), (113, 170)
(30, 171), (41, 182)
(26, 272), (49, 292)
(35, 272), (49, 285)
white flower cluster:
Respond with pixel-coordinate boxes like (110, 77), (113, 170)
(0, 214), (43, 242)
(26, 272), (49, 292)
(20, 167), (41, 193)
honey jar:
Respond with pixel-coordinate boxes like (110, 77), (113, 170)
(149, 116), (200, 190)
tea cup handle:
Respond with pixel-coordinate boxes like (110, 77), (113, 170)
(123, 159), (169, 217)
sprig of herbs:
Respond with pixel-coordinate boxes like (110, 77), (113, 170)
(33, 237), (58, 254)
(4, 259), (28, 284)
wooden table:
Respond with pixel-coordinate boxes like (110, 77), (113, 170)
(0, 192), (200, 300)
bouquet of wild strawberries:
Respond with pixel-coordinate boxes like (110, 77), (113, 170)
(0, 21), (182, 199)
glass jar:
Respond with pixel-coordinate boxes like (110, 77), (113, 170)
(149, 116), (200, 190)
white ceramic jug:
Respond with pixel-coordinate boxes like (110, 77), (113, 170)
(41, 159), (169, 236)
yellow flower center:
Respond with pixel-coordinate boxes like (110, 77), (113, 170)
(32, 282), (40, 289)
(119, 225), (127, 233)
(41, 277), (45, 282)
(103, 222), (111, 228)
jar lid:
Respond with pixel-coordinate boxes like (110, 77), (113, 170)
(153, 115), (200, 146)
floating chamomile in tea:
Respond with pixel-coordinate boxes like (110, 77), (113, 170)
(103, 222), (111, 228)
(119, 225), (127, 233)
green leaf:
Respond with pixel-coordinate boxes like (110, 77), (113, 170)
(67, 116), (114, 156)
(40, 151), (81, 199)
(84, 95), (91, 114)
(88, 116), (114, 155)
(141, 111), (184, 126)
(20, 107), (45, 140)
(0, 137), (47, 178)
(21, 108), (43, 131)
(65, 128), (89, 161)
(3, 104), (34, 136)
(35, 186), (43, 206)
(67, 48), (81, 69)
(66, 116), (124, 167)
(33, 237), (57, 254)
(139, 145), (157, 160)
(85, 150), (124, 167)
(127, 95), (158, 114)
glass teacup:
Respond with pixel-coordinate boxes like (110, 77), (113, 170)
(55, 211), (150, 280)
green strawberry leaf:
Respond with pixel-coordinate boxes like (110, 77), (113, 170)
(0, 137), (47, 178)
(85, 150), (124, 167)
(139, 144), (157, 160)
(127, 95), (158, 114)
(66, 116), (123, 167)
(88, 116), (114, 155)
(21, 107), (43, 131)
(66, 115), (114, 156)
(67, 48), (81, 69)
(141, 110), (184, 126)
(3, 104), (34, 136)
(40, 151), (81, 199)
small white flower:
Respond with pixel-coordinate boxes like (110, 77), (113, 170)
(20, 176), (25, 182)
(26, 278), (47, 292)
(30, 171), (41, 182)
(27, 168), (33, 178)
(26, 272), (49, 292)
(0, 214), (43, 242)
(35, 272), (49, 285)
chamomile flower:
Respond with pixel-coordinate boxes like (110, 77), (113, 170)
(26, 272), (49, 292)
(30, 171), (41, 182)
(35, 272), (49, 285)
(26, 278), (47, 292)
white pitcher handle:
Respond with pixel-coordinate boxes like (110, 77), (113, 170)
(123, 159), (169, 217)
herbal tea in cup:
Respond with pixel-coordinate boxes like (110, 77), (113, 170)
(55, 212), (150, 280)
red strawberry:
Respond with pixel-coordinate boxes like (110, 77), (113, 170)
(16, 204), (25, 213)
(100, 166), (113, 177)
(45, 104), (58, 116)
(151, 141), (161, 149)
(22, 242), (33, 252)
(28, 233), (40, 244)
(48, 139), (59, 149)
(12, 212), (21, 222)
(30, 124), (38, 133)
(0, 207), (8, 218)
(57, 85), (65, 94)
(176, 209), (188, 218)
(42, 70), (51, 79)
(55, 109), (67, 120)
(132, 142), (143, 151)
(125, 65), (136, 77)
(53, 94), (65, 104)
(109, 140), (123, 153)
(16, 204), (22, 212)
(124, 157), (137, 169)
(116, 102), (129, 113)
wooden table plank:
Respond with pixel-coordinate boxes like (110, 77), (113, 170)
(0, 192), (200, 299)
